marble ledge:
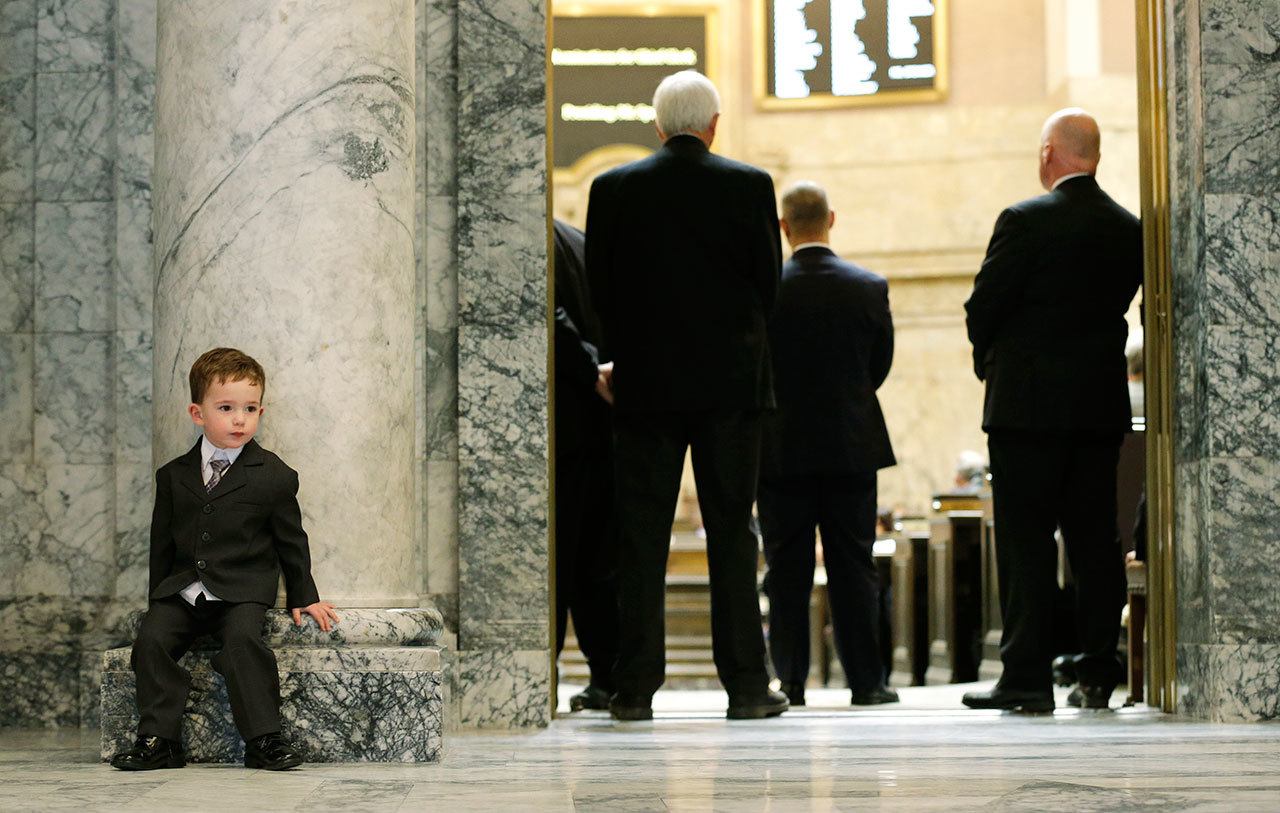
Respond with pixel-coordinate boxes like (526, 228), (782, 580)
(101, 646), (445, 762)
(118, 607), (446, 649)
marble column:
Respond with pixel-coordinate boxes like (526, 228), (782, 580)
(152, 0), (419, 607)
(1167, 0), (1280, 721)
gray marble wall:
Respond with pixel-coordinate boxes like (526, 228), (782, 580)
(1168, 0), (1280, 721)
(453, 0), (551, 728)
(2, 0), (549, 730)
(0, 0), (155, 728)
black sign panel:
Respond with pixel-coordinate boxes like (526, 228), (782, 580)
(762, 0), (944, 107)
(552, 14), (709, 170)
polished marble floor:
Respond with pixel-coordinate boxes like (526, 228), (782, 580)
(4, 683), (1280, 812)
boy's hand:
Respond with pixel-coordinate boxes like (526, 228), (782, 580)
(292, 601), (340, 632)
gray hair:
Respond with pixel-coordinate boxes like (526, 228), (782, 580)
(653, 70), (720, 137)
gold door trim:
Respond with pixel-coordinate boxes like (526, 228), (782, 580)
(1134, 0), (1178, 713)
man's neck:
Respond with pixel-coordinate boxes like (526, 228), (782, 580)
(790, 237), (829, 252)
(1051, 171), (1093, 190)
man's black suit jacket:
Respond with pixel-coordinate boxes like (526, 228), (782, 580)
(761, 246), (896, 478)
(585, 134), (782, 412)
(554, 219), (609, 457)
(149, 438), (320, 608)
(964, 175), (1142, 433)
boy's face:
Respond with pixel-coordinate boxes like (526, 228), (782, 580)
(188, 377), (264, 450)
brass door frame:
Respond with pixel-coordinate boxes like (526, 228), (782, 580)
(1134, 0), (1178, 713)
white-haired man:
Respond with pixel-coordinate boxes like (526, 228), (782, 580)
(962, 108), (1142, 713)
(586, 70), (787, 720)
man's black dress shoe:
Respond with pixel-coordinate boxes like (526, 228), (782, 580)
(110, 735), (185, 771)
(609, 694), (654, 721)
(961, 686), (1054, 713)
(245, 732), (303, 770)
(1067, 684), (1114, 709)
(851, 686), (900, 706)
(780, 682), (806, 707)
(569, 684), (613, 712)
(1052, 654), (1080, 687)
(727, 689), (789, 720)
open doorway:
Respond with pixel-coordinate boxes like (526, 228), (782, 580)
(548, 0), (1175, 716)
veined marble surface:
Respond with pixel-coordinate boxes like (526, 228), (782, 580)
(7, 683), (1280, 811)
(116, 607), (445, 648)
(151, 0), (419, 607)
(100, 645), (444, 763)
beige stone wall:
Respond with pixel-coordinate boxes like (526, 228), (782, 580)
(554, 0), (1140, 515)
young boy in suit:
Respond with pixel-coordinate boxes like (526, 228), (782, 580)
(111, 348), (340, 771)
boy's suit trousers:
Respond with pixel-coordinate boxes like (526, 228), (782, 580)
(133, 596), (279, 742)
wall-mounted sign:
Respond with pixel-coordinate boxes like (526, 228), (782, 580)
(756, 0), (948, 110)
(552, 8), (717, 173)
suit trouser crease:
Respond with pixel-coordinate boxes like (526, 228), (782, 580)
(613, 411), (770, 699)
(133, 597), (281, 743)
(988, 430), (1125, 691)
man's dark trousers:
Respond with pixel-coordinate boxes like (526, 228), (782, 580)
(554, 434), (620, 690)
(133, 596), (279, 742)
(987, 429), (1126, 692)
(759, 472), (883, 692)
(612, 410), (770, 700)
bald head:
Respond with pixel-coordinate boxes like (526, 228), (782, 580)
(1038, 107), (1101, 190)
(780, 181), (835, 247)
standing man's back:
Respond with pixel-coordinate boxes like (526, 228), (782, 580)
(585, 70), (787, 721)
(962, 108), (1142, 714)
(758, 182), (899, 709)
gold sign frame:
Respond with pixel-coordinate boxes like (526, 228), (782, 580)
(550, 3), (722, 184)
(753, 0), (950, 111)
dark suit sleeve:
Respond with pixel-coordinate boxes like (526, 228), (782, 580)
(584, 176), (615, 358)
(147, 469), (174, 597)
(555, 305), (601, 392)
(753, 172), (782, 312)
(271, 468), (320, 608)
(964, 207), (1030, 381)
(871, 278), (894, 389)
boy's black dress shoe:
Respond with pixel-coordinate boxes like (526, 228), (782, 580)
(961, 686), (1055, 713)
(1067, 684), (1114, 709)
(609, 694), (654, 721)
(851, 686), (900, 706)
(780, 682), (806, 707)
(727, 689), (789, 720)
(569, 685), (613, 711)
(245, 733), (303, 770)
(110, 735), (185, 771)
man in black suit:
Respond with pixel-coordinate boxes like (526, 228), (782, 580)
(585, 70), (787, 720)
(758, 181), (899, 708)
(552, 218), (621, 712)
(961, 109), (1142, 713)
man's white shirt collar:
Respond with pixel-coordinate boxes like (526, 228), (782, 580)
(792, 241), (830, 254)
(1052, 172), (1092, 190)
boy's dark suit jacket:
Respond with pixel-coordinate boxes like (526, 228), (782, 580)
(149, 438), (320, 609)
(761, 246), (896, 478)
(585, 134), (782, 412)
(964, 175), (1142, 432)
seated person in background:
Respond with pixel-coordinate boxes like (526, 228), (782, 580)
(112, 348), (339, 772)
(758, 180), (899, 708)
(952, 450), (988, 494)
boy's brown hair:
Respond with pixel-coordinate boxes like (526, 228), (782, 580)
(189, 347), (266, 403)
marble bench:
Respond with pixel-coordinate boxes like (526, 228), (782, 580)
(100, 607), (446, 763)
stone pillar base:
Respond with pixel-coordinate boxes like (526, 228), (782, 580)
(100, 608), (446, 763)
